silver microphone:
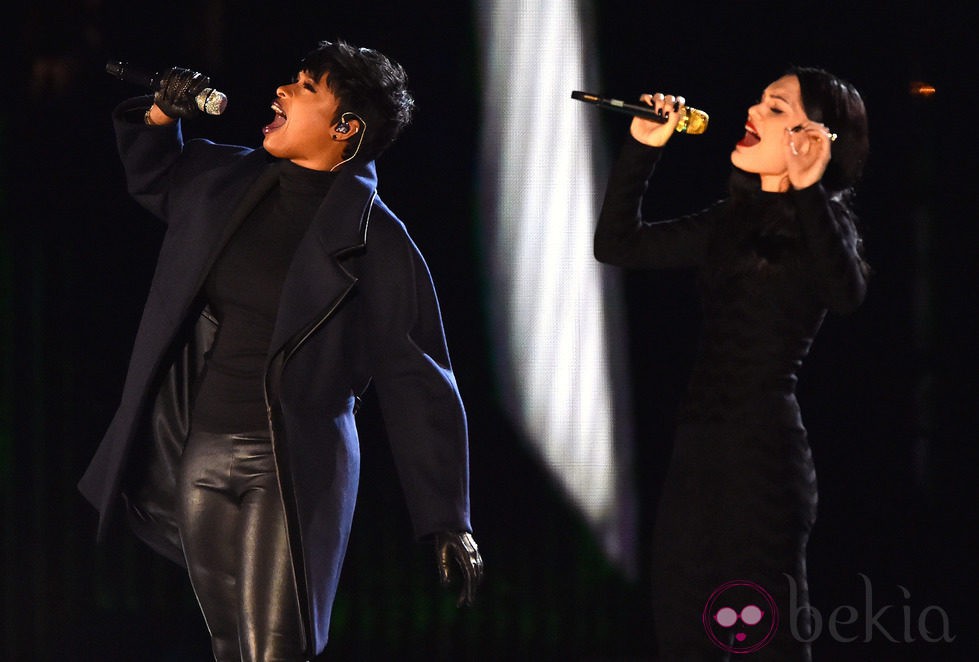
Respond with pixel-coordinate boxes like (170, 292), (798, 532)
(106, 61), (228, 116)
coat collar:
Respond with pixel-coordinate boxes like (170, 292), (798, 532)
(269, 158), (378, 358)
(311, 158), (378, 255)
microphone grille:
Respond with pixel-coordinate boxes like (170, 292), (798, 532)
(677, 107), (709, 135)
(196, 88), (228, 115)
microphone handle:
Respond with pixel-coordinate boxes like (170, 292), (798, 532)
(105, 61), (160, 89)
(571, 90), (668, 124)
(572, 90), (708, 134)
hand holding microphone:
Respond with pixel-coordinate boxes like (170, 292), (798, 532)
(571, 90), (708, 147)
(154, 67), (220, 119)
(630, 93), (690, 147)
(106, 62), (228, 118)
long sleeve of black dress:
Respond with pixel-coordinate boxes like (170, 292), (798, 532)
(595, 138), (722, 269)
(790, 182), (868, 313)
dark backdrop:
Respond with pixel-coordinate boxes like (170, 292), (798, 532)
(2, 1), (975, 660)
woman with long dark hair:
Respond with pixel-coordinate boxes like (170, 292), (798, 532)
(595, 67), (869, 659)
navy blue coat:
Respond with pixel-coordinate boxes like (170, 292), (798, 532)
(78, 97), (472, 655)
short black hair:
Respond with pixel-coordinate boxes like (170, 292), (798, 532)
(301, 39), (415, 163)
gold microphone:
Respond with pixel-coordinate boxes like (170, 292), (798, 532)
(571, 90), (709, 135)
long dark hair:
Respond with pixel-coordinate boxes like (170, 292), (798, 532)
(791, 66), (870, 198)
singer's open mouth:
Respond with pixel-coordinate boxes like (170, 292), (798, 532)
(263, 101), (287, 135)
(737, 121), (761, 148)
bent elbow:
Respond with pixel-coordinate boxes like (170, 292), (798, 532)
(593, 241), (613, 264)
(593, 233), (625, 265)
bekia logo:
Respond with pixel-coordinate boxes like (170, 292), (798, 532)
(703, 574), (955, 652)
(702, 580), (779, 654)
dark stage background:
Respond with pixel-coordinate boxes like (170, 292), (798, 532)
(2, 1), (975, 660)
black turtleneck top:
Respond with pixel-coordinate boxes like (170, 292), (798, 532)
(192, 161), (337, 433)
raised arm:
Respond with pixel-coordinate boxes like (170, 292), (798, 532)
(594, 91), (721, 269)
(594, 135), (720, 269)
(793, 184), (868, 313)
(784, 120), (868, 313)
(112, 67), (234, 223)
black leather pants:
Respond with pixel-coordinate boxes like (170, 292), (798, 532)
(177, 428), (305, 662)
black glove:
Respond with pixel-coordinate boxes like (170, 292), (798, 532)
(434, 531), (483, 607)
(154, 66), (211, 119)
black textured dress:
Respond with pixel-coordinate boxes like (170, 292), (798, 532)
(595, 138), (867, 660)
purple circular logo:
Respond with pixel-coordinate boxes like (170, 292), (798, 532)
(703, 580), (779, 654)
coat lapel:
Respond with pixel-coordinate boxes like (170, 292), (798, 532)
(269, 160), (378, 359)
